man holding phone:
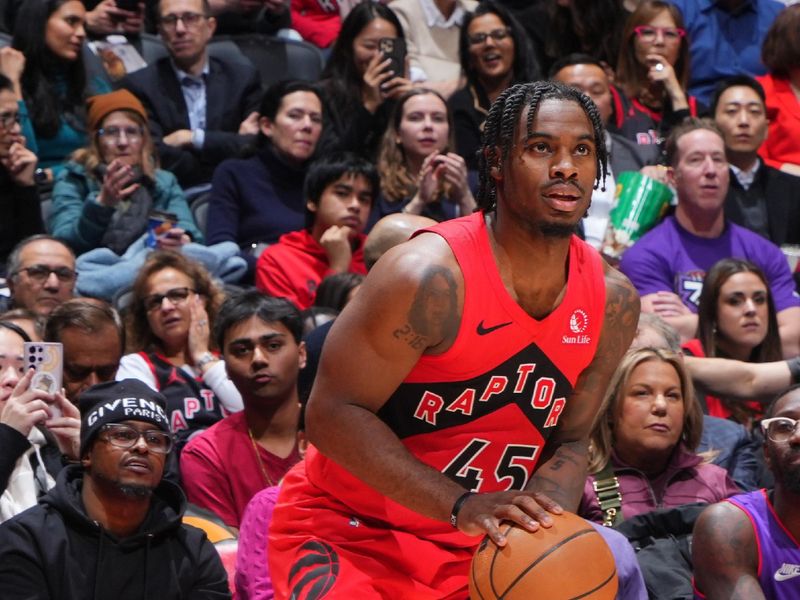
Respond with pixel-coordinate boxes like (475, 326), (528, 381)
(85, 0), (146, 37)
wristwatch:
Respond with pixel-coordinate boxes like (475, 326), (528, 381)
(196, 352), (217, 371)
(34, 168), (48, 185)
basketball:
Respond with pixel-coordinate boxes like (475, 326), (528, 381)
(469, 511), (618, 600)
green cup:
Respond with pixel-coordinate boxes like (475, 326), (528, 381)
(602, 171), (673, 258)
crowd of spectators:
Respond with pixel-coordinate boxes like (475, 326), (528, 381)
(0, 0), (800, 598)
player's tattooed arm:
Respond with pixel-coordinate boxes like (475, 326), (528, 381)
(526, 440), (589, 511)
(692, 502), (765, 600)
(392, 265), (461, 350)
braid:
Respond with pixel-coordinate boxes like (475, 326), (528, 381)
(477, 81), (610, 212)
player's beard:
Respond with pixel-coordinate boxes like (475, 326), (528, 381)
(770, 446), (800, 494)
(538, 221), (579, 238)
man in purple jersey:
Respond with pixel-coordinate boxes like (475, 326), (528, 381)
(693, 385), (800, 599)
(619, 118), (800, 355)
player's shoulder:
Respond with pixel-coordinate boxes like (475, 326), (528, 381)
(602, 260), (639, 309)
(694, 498), (752, 540)
(369, 228), (463, 288)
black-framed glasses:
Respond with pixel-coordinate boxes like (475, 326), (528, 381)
(0, 111), (22, 129)
(13, 265), (77, 283)
(143, 287), (195, 312)
(97, 126), (143, 141)
(762, 417), (800, 443)
(159, 12), (207, 29)
(467, 27), (511, 46)
(100, 423), (173, 454)
(633, 25), (686, 42)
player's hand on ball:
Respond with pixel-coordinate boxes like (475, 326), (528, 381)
(456, 491), (563, 547)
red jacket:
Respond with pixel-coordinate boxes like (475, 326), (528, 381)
(255, 228), (367, 310)
(290, 0), (341, 49)
(579, 445), (740, 524)
(757, 73), (800, 170)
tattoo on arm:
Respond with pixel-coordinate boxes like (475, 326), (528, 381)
(405, 265), (460, 346)
(527, 440), (589, 511)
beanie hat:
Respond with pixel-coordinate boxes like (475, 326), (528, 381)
(86, 89), (148, 133)
(79, 379), (170, 457)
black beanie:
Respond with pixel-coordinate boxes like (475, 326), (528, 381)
(79, 379), (170, 457)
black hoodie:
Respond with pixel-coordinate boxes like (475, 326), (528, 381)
(0, 465), (231, 600)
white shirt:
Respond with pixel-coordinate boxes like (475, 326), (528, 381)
(418, 0), (466, 28)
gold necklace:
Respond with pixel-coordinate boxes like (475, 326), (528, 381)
(248, 427), (274, 487)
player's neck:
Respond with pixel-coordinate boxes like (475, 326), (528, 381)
(772, 487), (800, 540)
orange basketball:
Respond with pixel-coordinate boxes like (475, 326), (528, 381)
(469, 511), (618, 600)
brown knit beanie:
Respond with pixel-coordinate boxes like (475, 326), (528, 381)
(86, 89), (147, 133)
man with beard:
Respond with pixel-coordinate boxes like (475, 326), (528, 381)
(0, 379), (230, 599)
(268, 81), (640, 598)
(693, 385), (800, 599)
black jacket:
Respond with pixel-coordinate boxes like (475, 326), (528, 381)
(0, 465), (230, 600)
(121, 55), (262, 188)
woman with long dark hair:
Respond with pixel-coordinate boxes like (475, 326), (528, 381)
(6, 0), (110, 180)
(319, 2), (412, 158)
(448, 1), (540, 170)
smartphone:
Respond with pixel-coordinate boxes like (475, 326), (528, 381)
(115, 0), (139, 12)
(23, 342), (63, 418)
(146, 210), (179, 248)
(379, 37), (406, 78)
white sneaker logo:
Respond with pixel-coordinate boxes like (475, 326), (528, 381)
(774, 563), (800, 581)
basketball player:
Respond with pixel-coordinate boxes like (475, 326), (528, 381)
(693, 385), (800, 599)
(268, 81), (640, 598)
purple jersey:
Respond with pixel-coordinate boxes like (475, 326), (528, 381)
(620, 217), (800, 312)
(728, 489), (800, 598)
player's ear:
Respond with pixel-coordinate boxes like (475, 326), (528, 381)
(486, 146), (503, 181)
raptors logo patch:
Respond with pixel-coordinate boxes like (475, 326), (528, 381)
(288, 540), (340, 599)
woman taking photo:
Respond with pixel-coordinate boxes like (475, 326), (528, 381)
(117, 251), (242, 449)
(684, 258), (783, 426)
(206, 80), (324, 277)
(374, 88), (475, 224)
(49, 89), (201, 256)
(579, 347), (739, 525)
(615, 0), (702, 146)
(449, 1), (540, 170)
(318, 2), (412, 158)
(5, 0), (111, 180)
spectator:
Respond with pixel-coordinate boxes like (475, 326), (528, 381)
(389, 0), (478, 97)
(374, 88), (476, 224)
(619, 118), (800, 355)
(579, 347), (740, 525)
(448, 1), (540, 170)
(0, 309), (45, 342)
(693, 385), (800, 599)
(4, 235), (76, 317)
(117, 251), (243, 449)
(181, 291), (305, 528)
(44, 299), (123, 403)
(668, 0), (784, 105)
(756, 5), (800, 176)
(318, 2), (411, 158)
(684, 258), (783, 428)
(206, 80), (324, 278)
(4, 0), (112, 181)
(0, 73), (43, 273)
(84, 0), (145, 37)
(121, 0), (262, 190)
(615, 0), (703, 147)
(712, 75), (800, 246)
(49, 89), (202, 257)
(313, 272), (364, 313)
(207, 0), (290, 36)
(544, 0), (626, 74)
(255, 152), (375, 310)
(0, 320), (80, 523)
(0, 379), (231, 599)
(551, 53), (661, 248)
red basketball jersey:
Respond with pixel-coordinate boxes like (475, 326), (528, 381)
(302, 212), (607, 546)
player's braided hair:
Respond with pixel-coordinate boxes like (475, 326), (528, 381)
(477, 81), (609, 212)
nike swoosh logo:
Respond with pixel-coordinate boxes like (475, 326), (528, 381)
(476, 320), (512, 335)
(774, 568), (800, 582)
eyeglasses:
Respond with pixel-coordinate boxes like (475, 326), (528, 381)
(143, 287), (195, 312)
(633, 25), (686, 42)
(467, 27), (511, 46)
(100, 423), (173, 454)
(13, 265), (77, 283)
(762, 417), (800, 443)
(0, 111), (22, 129)
(97, 126), (143, 142)
(64, 362), (119, 383)
(159, 12), (207, 29)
